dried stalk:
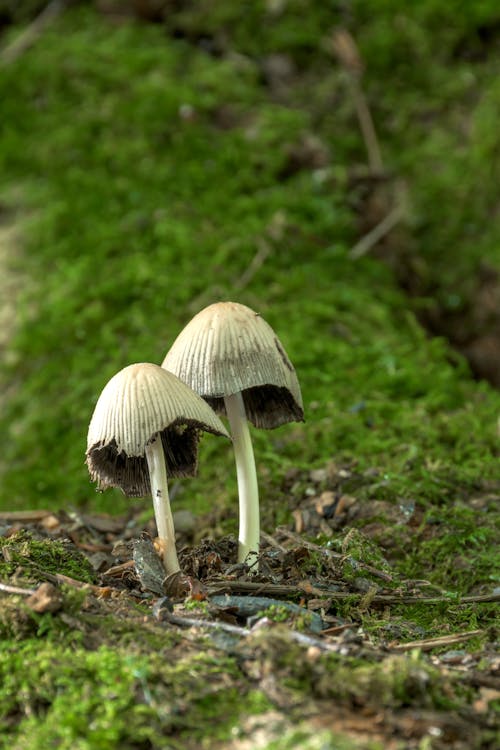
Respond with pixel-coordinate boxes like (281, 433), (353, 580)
(207, 579), (500, 606)
(159, 609), (344, 652)
(331, 29), (383, 174)
(0, 581), (36, 595)
(349, 204), (403, 259)
(389, 629), (485, 652)
(1, 1), (67, 65)
(0, 510), (54, 522)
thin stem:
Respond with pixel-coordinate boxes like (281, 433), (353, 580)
(145, 435), (180, 575)
(224, 392), (259, 569)
(349, 76), (384, 174)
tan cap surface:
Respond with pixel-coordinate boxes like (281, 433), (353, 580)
(162, 302), (304, 428)
(86, 362), (229, 496)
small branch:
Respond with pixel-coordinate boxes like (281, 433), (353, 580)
(159, 610), (344, 652)
(233, 238), (272, 292)
(331, 29), (383, 174)
(320, 623), (354, 636)
(389, 629), (485, 652)
(1, 1), (67, 65)
(207, 579), (500, 606)
(349, 76), (384, 174)
(260, 530), (288, 553)
(0, 510), (54, 522)
(208, 580), (322, 598)
(160, 610), (251, 637)
(0, 581), (36, 596)
(348, 204), (403, 259)
(37, 569), (112, 596)
(460, 673), (500, 690)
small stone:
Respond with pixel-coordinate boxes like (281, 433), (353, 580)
(309, 468), (327, 483)
(40, 514), (60, 531)
(307, 646), (322, 661)
(439, 650), (468, 664)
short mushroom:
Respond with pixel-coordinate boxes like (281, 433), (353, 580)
(86, 362), (229, 576)
(162, 302), (304, 569)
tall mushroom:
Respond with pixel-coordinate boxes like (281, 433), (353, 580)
(162, 302), (304, 569)
(86, 362), (229, 576)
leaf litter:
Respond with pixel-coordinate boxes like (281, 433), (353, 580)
(0, 470), (498, 749)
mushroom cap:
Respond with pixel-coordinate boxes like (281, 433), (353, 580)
(162, 301), (304, 429)
(86, 362), (229, 497)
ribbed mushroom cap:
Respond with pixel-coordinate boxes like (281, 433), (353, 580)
(162, 302), (304, 429)
(86, 363), (229, 497)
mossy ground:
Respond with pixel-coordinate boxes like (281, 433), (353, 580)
(0, 529), (97, 584)
(0, 2), (499, 748)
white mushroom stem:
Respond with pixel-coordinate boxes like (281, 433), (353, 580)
(224, 391), (259, 570)
(145, 434), (180, 576)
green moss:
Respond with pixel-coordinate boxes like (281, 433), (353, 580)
(0, 642), (161, 747)
(400, 503), (499, 593)
(0, 638), (266, 748)
(0, 4), (498, 522)
(81, 611), (182, 654)
(0, 644), (228, 748)
(0, 5), (499, 745)
(330, 528), (393, 583)
(184, 598), (210, 614)
(258, 603), (293, 624)
(0, 531), (97, 584)
(256, 603), (317, 633)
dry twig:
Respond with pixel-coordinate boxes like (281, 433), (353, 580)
(38, 569), (113, 596)
(348, 204), (404, 259)
(0, 581), (36, 596)
(1, 1), (67, 65)
(233, 238), (272, 292)
(0, 510), (54, 522)
(389, 629), (485, 652)
(207, 579), (500, 606)
(331, 29), (383, 174)
(159, 609), (345, 652)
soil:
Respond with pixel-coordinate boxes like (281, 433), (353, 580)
(1, 472), (498, 748)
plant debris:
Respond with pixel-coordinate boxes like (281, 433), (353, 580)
(0, 493), (498, 748)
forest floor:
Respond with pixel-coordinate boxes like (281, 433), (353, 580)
(1, 488), (498, 750)
(0, 2), (499, 748)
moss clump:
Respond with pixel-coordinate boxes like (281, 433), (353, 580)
(0, 531), (97, 585)
(252, 629), (462, 711)
(0, 585), (88, 641)
(331, 528), (393, 584)
(0, 640), (267, 749)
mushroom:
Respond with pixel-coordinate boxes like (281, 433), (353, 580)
(162, 302), (303, 569)
(86, 362), (229, 576)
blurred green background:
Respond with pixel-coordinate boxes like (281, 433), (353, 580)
(0, 0), (498, 529)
